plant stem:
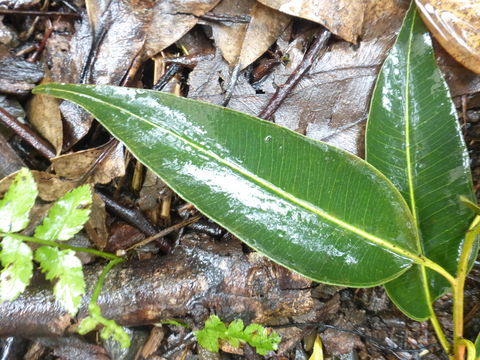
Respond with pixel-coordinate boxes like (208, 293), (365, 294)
(90, 258), (124, 306)
(418, 256), (456, 288)
(0, 232), (121, 260)
(429, 304), (451, 354)
(452, 216), (480, 360)
(457, 339), (475, 360)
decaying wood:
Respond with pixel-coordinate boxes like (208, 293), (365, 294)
(0, 233), (316, 338)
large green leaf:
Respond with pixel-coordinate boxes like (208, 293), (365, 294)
(33, 83), (421, 287)
(365, 3), (475, 320)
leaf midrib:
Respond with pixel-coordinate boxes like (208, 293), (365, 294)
(403, 8), (435, 317)
(41, 86), (421, 263)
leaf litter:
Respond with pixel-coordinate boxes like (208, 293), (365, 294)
(0, 0), (480, 358)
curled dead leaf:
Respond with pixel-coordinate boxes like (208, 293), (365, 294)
(145, 0), (221, 57)
(416, 0), (480, 74)
(27, 79), (63, 155)
(257, 0), (366, 43)
(51, 140), (125, 185)
(0, 170), (77, 201)
(84, 192), (108, 250)
(211, 0), (290, 69)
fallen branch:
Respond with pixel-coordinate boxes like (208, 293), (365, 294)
(0, 234), (315, 338)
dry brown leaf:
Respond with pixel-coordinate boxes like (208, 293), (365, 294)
(238, 3), (290, 69)
(257, 0), (367, 43)
(189, 0), (409, 157)
(27, 78), (63, 155)
(144, 0), (221, 57)
(0, 170), (77, 202)
(211, 0), (290, 69)
(416, 0), (480, 74)
(210, 0), (255, 65)
(45, 0), (220, 145)
(0, 132), (25, 179)
(51, 140), (125, 185)
(84, 192), (108, 250)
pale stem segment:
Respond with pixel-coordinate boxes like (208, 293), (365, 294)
(452, 216), (480, 360)
(0, 232), (122, 260)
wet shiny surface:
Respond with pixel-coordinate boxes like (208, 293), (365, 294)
(0, 234), (315, 336)
(34, 82), (420, 287)
(256, 0), (366, 43)
(366, 4), (476, 320)
(416, 0), (480, 74)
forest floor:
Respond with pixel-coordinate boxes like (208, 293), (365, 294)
(0, 0), (479, 359)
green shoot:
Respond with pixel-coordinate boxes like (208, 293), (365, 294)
(0, 168), (128, 348)
(78, 258), (130, 348)
(194, 315), (281, 355)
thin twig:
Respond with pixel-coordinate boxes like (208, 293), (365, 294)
(258, 30), (331, 121)
(126, 215), (201, 252)
(200, 12), (250, 24)
(27, 19), (54, 62)
(98, 191), (172, 253)
(160, 53), (214, 69)
(77, 139), (118, 185)
(97, 191), (158, 236)
(120, 51), (144, 87)
(0, 9), (80, 18)
(153, 64), (181, 91)
(0, 107), (55, 159)
(222, 62), (241, 107)
(80, 23), (108, 84)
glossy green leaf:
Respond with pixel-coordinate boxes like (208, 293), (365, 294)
(0, 236), (33, 301)
(34, 246), (85, 315)
(0, 168), (38, 233)
(35, 185), (92, 241)
(365, 3), (475, 320)
(33, 83), (422, 287)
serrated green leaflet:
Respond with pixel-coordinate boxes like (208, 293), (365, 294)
(35, 246), (85, 315)
(0, 168), (38, 233)
(243, 323), (281, 355)
(0, 236), (33, 301)
(194, 315), (280, 355)
(35, 185), (92, 241)
(78, 303), (131, 348)
(33, 83), (422, 287)
(365, 3), (476, 320)
(194, 315), (227, 353)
